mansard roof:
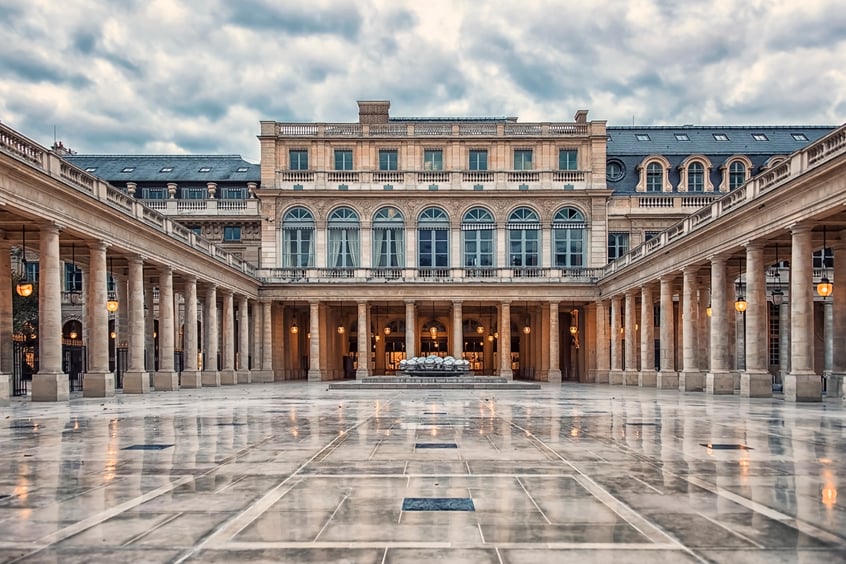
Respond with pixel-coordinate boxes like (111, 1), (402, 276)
(64, 154), (260, 183)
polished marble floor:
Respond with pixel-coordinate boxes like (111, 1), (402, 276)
(0, 382), (844, 563)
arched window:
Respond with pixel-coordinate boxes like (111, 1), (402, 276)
(327, 207), (359, 268)
(372, 207), (405, 268)
(417, 207), (449, 272)
(687, 162), (705, 192)
(646, 162), (663, 192)
(507, 207), (540, 269)
(281, 207), (314, 267)
(462, 207), (495, 272)
(729, 160), (746, 189)
(552, 207), (586, 267)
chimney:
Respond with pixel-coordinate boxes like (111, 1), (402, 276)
(573, 110), (589, 124)
(358, 100), (390, 124)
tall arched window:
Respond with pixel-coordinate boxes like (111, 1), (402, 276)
(417, 207), (449, 273)
(729, 160), (746, 189)
(281, 207), (314, 267)
(462, 207), (495, 273)
(372, 207), (405, 268)
(552, 207), (586, 267)
(687, 162), (705, 192)
(646, 162), (663, 192)
(327, 207), (359, 268)
(508, 207), (540, 269)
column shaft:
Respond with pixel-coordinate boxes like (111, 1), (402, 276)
(33, 224), (68, 401)
(742, 243), (772, 397)
(497, 302), (512, 379)
(657, 276), (678, 388)
(154, 266), (178, 390)
(624, 290), (638, 385)
(237, 295), (251, 383)
(594, 300), (610, 384)
(639, 285), (656, 386)
(405, 301), (416, 358)
(680, 266), (703, 391)
(202, 285), (220, 386)
(308, 301), (322, 381)
(83, 242), (114, 397)
(220, 291), (236, 384)
(0, 242), (12, 399)
(609, 296), (623, 384)
(452, 301), (463, 359)
(548, 302), (561, 383)
(356, 301), (370, 379)
(123, 255), (150, 393)
(786, 225), (821, 401)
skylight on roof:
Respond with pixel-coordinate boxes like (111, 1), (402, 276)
(121, 167), (135, 173)
(235, 166), (249, 172)
(159, 167), (174, 173)
(635, 133), (651, 141)
(791, 133), (809, 141)
(198, 167), (212, 172)
(752, 133), (769, 141)
(84, 167), (97, 172)
(713, 133), (729, 141)
(674, 133), (690, 141)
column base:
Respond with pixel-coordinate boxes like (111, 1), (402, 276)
(308, 369), (324, 382)
(638, 370), (657, 387)
(236, 370), (251, 384)
(824, 373), (843, 398)
(623, 370), (639, 386)
(547, 369), (562, 384)
(180, 370), (202, 389)
(153, 371), (179, 391)
(784, 372), (822, 402)
(608, 370), (624, 385)
(740, 370), (773, 398)
(220, 369), (237, 385)
(251, 370), (274, 383)
(591, 370), (609, 384)
(679, 370), (703, 392)
(706, 371), (734, 395)
(202, 370), (221, 387)
(0, 373), (10, 401)
(656, 371), (678, 389)
(83, 372), (116, 397)
(355, 368), (371, 380)
(496, 369), (513, 380)
(123, 371), (150, 394)
(32, 371), (70, 402)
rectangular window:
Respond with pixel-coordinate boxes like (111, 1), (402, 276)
(607, 233), (629, 262)
(180, 186), (206, 200)
(290, 149), (309, 170)
(558, 149), (578, 170)
(469, 150), (488, 171)
(188, 225), (202, 236)
(221, 186), (247, 199)
(791, 133), (809, 141)
(223, 226), (241, 242)
(334, 149), (353, 170)
(141, 187), (166, 199)
(813, 248), (833, 269)
(64, 263), (82, 292)
(513, 149), (533, 170)
(379, 149), (398, 171)
(674, 133), (690, 141)
(713, 133), (730, 141)
(423, 149), (443, 171)
(635, 133), (651, 141)
(26, 262), (39, 283)
(752, 133), (769, 141)
(644, 231), (660, 241)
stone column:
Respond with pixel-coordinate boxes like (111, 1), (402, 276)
(624, 289), (638, 385)
(451, 300), (463, 359)
(831, 234), (846, 399)
(307, 301), (322, 381)
(657, 275), (678, 389)
(741, 242), (772, 397)
(609, 295), (623, 385)
(179, 275), (201, 388)
(0, 242), (12, 400)
(497, 301), (513, 379)
(706, 256), (733, 394)
(123, 255), (150, 393)
(33, 224), (68, 401)
(405, 301), (416, 358)
(356, 301), (370, 379)
(638, 284), (656, 387)
(679, 266), (703, 391)
(202, 284), (220, 386)
(548, 302), (562, 383)
(786, 224), (821, 401)
(219, 290), (236, 384)
(252, 300), (274, 382)
(154, 266), (178, 390)
(237, 295), (251, 383)
(83, 243), (114, 397)
(778, 299), (790, 385)
(145, 281), (155, 373)
(593, 300), (610, 384)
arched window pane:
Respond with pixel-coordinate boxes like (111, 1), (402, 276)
(688, 162), (704, 192)
(646, 162), (663, 192)
(553, 207), (586, 267)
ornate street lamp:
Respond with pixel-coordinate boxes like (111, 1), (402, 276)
(16, 225), (34, 298)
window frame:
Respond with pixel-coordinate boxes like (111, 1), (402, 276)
(289, 149), (309, 170)
(333, 149), (353, 171)
(468, 149), (488, 171)
(513, 149), (533, 171)
(558, 149), (578, 171)
(423, 149), (443, 171)
(379, 149), (399, 171)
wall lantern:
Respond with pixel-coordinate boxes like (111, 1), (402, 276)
(16, 225), (34, 298)
(817, 227), (833, 298)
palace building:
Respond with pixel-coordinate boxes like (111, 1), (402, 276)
(1, 100), (844, 402)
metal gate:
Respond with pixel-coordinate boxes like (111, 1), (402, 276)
(12, 341), (37, 396)
(62, 342), (86, 391)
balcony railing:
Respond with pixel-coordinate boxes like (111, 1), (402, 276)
(275, 121), (590, 138)
(257, 266), (603, 283)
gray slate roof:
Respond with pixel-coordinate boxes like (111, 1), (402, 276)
(65, 154), (260, 183)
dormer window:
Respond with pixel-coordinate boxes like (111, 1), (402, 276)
(791, 133), (808, 141)
(751, 133), (769, 141)
(121, 167), (135, 173)
(198, 166), (212, 173)
(235, 166), (249, 173)
(713, 133), (729, 141)
(635, 133), (651, 141)
(674, 133), (690, 141)
(84, 167), (97, 172)
(159, 167), (174, 173)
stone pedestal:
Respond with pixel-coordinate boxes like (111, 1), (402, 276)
(679, 370), (703, 392)
(0, 373), (9, 400)
(83, 372), (115, 397)
(706, 371), (734, 394)
(547, 369), (562, 384)
(154, 371), (179, 391)
(236, 370), (251, 384)
(250, 370), (274, 383)
(623, 370), (639, 386)
(638, 370), (657, 387)
(824, 373), (843, 398)
(784, 372), (822, 402)
(202, 370), (221, 387)
(740, 371), (772, 398)
(308, 369), (323, 382)
(592, 370), (609, 384)
(608, 370), (624, 385)
(220, 369), (237, 385)
(32, 372), (70, 402)
(656, 371), (678, 389)
(123, 371), (150, 394)
(180, 370), (202, 389)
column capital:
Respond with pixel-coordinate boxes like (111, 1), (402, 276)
(500, 300), (512, 305)
(625, 288), (639, 297)
(452, 299), (462, 306)
(707, 255), (728, 266)
(659, 273), (677, 283)
(183, 273), (197, 284)
(789, 222), (813, 235)
(87, 240), (108, 252)
(743, 240), (766, 251)
(682, 265), (700, 275)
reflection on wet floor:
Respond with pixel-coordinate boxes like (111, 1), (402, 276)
(0, 383), (844, 563)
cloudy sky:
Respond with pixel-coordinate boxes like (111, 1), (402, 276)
(1, 0), (844, 162)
